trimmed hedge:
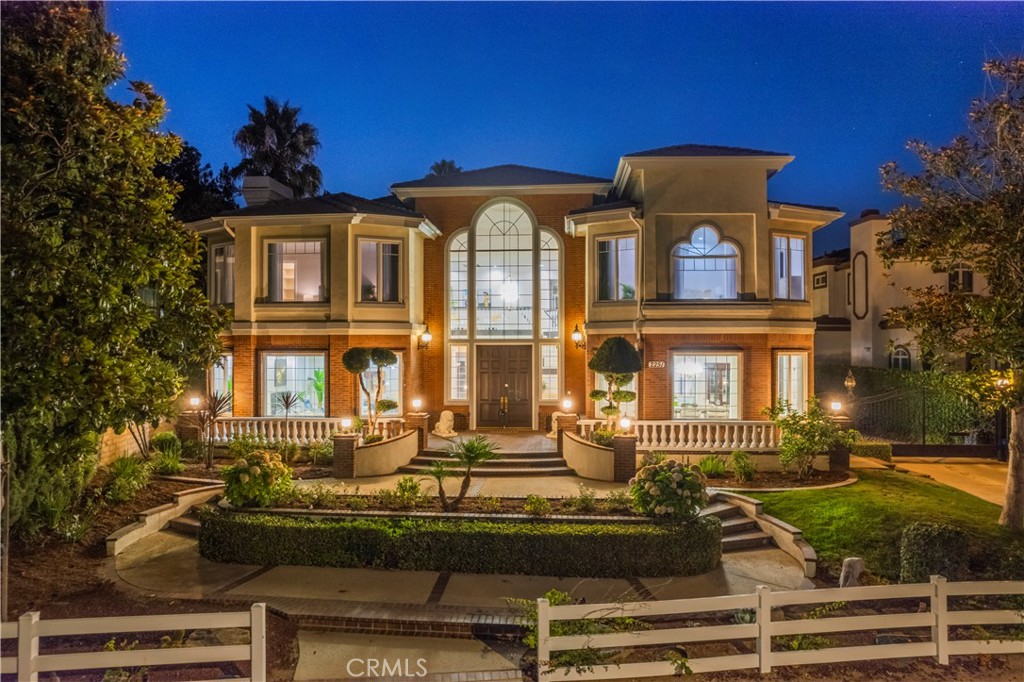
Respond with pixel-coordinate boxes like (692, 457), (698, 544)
(900, 521), (968, 583)
(851, 441), (893, 462)
(199, 512), (722, 578)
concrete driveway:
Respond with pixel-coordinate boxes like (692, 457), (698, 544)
(892, 456), (1008, 506)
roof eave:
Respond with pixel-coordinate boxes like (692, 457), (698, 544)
(391, 182), (613, 201)
(768, 201), (845, 230)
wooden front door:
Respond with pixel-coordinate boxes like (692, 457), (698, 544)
(476, 345), (532, 427)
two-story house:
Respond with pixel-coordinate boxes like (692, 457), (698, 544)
(187, 144), (843, 432)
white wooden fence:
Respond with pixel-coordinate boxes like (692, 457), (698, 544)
(1, 604), (266, 682)
(577, 419), (780, 452)
(211, 416), (405, 446)
(537, 577), (1024, 679)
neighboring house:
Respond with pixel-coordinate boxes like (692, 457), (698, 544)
(187, 144), (843, 430)
(812, 209), (985, 371)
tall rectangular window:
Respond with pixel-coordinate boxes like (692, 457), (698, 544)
(359, 240), (401, 303)
(540, 345), (559, 401)
(210, 354), (233, 415)
(597, 236), (636, 301)
(212, 243), (234, 304)
(360, 354), (402, 416)
(593, 373), (637, 418)
(266, 240), (325, 302)
(672, 353), (741, 420)
(773, 235), (806, 300)
(262, 353), (326, 417)
(448, 233), (469, 338)
(776, 352), (808, 412)
(449, 345), (468, 401)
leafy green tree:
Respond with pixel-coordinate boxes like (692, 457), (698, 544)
(428, 159), (462, 177)
(0, 3), (226, 527)
(155, 141), (237, 221)
(231, 96), (323, 197)
(879, 57), (1024, 528)
(588, 337), (643, 428)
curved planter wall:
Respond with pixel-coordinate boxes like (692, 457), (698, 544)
(563, 431), (616, 481)
(354, 429), (418, 477)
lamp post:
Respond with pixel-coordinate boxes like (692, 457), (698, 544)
(844, 370), (857, 399)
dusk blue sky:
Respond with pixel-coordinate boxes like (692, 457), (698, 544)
(106, 2), (1023, 255)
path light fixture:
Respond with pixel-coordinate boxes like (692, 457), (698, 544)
(571, 324), (586, 350)
(412, 398), (423, 411)
(619, 417), (632, 431)
(189, 395), (201, 408)
(341, 417), (353, 433)
(561, 398), (573, 412)
(417, 325), (432, 350)
(830, 401), (842, 414)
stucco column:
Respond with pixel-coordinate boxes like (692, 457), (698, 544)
(555, 413), (579, 456)
(333, 434), (358, 479)
(404, 412), (430, 453)
(612, 434), (638, 483)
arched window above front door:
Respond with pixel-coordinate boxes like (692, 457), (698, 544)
(672, 226), (739, 300)
(475, 202), (534, 337)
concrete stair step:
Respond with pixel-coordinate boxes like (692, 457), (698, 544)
(700, 501), (743, 520)
(420, 449), (557, 459)
(167, 515), (200, 537)
(409, 455), (569, 468)
(721, 530), (772, 552)
(720, 516), (759, 535)
(398, 464), (576, 477)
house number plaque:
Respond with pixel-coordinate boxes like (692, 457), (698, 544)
(647, 360), (666, 369)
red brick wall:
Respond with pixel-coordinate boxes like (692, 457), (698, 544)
(415, 194), (592, 424)
(584, 332), (815, 420)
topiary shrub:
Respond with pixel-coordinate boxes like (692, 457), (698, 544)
(222, 450), (293, 508)
(629, 460), (709, 520)
(588, 336), (643, 428)
(199, 512), (722, 578)
(899, 522), (968, 583)
(851, 440), (893, 462)
(150, 432), (181, 457)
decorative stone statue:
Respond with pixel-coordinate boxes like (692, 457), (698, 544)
(432, 410), (458, 438)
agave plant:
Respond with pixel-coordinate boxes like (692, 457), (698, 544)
(184, 392), (233, 470)
(275, 391), (301, 419)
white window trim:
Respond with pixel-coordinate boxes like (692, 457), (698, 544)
(670, 225), (740, 301)
(670, 351), (744, 421)
(262, 237), (328, 303)
(595, 234), (637, 303)
(447, 343), (470, 404)
(210, 242), (235, 305)
(259, 351), (328, 417)
(446, 229), (470, 340)
(775, 351), (809, 412)
(539, 342), (561, 403)
(772, 233), (807, 301)
(356, 237), (404, 304)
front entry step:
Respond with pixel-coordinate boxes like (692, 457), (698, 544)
(400, 449), (576, 477)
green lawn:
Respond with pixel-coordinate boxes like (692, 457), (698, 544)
(751, 470), (1023, 582)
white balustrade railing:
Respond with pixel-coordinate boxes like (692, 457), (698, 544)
(576, 419), (779, 452)
(211, 416), (406, 446)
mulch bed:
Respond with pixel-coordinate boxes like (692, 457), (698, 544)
(179, 461), (333, 481)
(704, 469), (852, 489)
(4, 479), (299, 680)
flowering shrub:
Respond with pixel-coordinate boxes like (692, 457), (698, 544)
(629, 460), (709, 520)
(222, 450), (293, 508)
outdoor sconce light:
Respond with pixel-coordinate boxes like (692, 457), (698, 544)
(561, 398), (573, 412)
(341, 417), (353, 432)
(412, 398), (423, 411)
(996, 377), (1011, 388)
(830, 401), (842, 414)
(417, 325), (432, 350)
(571, 324), (586, 350)
(844, 369), (857, 397)
(619, 417), (632, 431)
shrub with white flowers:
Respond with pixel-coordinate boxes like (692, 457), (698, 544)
(222, 450), (293, 508)
(629, 460), (709, 520)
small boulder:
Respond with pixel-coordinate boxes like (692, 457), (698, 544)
(839, 557), (864, 587)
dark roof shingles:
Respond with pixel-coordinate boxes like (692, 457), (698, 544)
(218, 192), (421, 218)
(391, 164), (610, 189)
(624, 143), (791, 158)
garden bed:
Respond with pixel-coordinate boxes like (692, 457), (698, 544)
(198, 511), (722, 578)
(701, 468), (851, 489)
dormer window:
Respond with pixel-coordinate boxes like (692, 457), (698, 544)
(672, 226), (738, 300)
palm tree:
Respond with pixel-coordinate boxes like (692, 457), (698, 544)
(428, 159), (462, 177)
(232, 96), (323, 197)
(444, 436), (501, 510)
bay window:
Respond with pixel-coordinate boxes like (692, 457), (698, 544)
(597, 236), (636, 301)
(266, 240), (325, 302)
(359, 239), (401, 303)
(773, 235), (806, 300)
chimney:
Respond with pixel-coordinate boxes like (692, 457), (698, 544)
(240, 176), (294, 207)
(860, 208), (881, 219)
